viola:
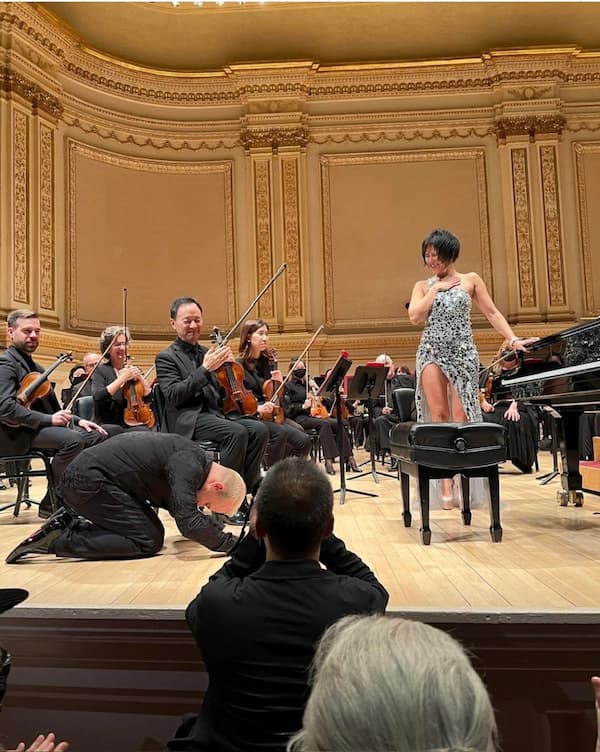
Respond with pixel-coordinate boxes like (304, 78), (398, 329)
(17, 352), (72, 408)
(212, 328), (258, 416)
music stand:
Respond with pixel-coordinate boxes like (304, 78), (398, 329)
(318, 356), (376, 505)
(347, 365), (397, 483)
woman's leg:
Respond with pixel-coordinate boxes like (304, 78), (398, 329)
(420, 364), (455, 508)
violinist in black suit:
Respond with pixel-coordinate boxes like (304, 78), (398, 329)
(155, 298), (268, 515)
(0, 310), (107, 516)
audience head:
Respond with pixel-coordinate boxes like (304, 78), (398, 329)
(421, 228), (461, 265)
(289, 614), (498, 752)
(255, 457), (333, 559)
(6, 310), (40, 355)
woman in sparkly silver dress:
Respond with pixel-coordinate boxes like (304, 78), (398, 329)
(408, 228), (535, 508)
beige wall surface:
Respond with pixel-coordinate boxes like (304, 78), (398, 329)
(2, 3), (600, 371)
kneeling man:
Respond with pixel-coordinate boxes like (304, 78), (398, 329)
(6, 432), (245, 563)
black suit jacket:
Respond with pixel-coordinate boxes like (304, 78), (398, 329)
(168, 534), (388, 752)
(155, 339), (222, 439)
(0, 346), (60, 455)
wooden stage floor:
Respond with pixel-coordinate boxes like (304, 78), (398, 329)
(2, 449), (600, 616)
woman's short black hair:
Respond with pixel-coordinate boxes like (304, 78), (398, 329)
(421, 228), (461, 264)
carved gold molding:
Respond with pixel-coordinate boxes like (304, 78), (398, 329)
(252, 158), (274, 319)
(510, 148), (536, 309)
(574, 142), (600, 315)
(12, 108), (29, 304)
(495, 115), (566, 144)
(539, 144), (566, 308)
(241, 127), (308, 152)
(39, 122), (55, 310)
(321, 148), (492, 329)
(280, 156), (303, 319)
(67, 140), (236, 331)
(0, 65), (63, 119)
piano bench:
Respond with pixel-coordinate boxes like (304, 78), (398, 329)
(390, 421), (507, 545)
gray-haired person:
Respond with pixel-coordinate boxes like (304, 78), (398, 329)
(289, 614), (498, 752)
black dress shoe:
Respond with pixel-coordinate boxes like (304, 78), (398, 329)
(38, 494), (55, 519)
(6, 508), (72, 564)
(324, 460), (336, 475)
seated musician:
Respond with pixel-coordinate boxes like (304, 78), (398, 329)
(480, 347), (539, 473)
(373, 354), (415, 464)
(155, 298), (269, 523)
(284, 358), (359, 475)
(0, 310), (107, 518)
(237, 319), (310, 467)
(61, 352), (100, 407)
(92, 326), (154, 432)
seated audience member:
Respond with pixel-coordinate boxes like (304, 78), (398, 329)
(92, 327), (154, 432)
(236, 320), (310, 467)
(5, 433), (243, 563)
(167, 457), (388, 752)
(288, 614), (498, 752)
(0, 310), (107, 518)
(0, 588), (69, 751)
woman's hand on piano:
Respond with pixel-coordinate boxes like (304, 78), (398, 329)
(509, 336), (540, 352)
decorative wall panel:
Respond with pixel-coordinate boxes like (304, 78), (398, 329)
(12, 109), (29, 303)
(252, 157), (274, 320)
(321, 149), (491, 330)
(281, 155), (303, 320)
(574, 142), (600, 316)
(67, 141), (235, 334)
(510, 148), (536, 309)
(39, 122), (55, 310)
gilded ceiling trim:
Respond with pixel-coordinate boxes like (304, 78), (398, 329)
(321, 148), (491, 330)
(573, 142), (599, 315)
(67, 140), (236, 332)
(13, 108), (29, 304)
(539, 144), (566, 308)
(241, 126), (308, 152)
(0, 65), (63, 118)
(510, 148), (536, 309)
(310, 126), (495, 145)
(39, 122), (55, 310)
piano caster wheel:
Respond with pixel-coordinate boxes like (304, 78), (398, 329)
(489, 526), (503, 543)
(461, 511), (472, 526)
(420, 528), (431, 545)
(557, 490), (585, 507)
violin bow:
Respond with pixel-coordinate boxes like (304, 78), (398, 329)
(214, 263), (287, 347)
(65, 330), (121, 414)
(270, 325), (325, 404)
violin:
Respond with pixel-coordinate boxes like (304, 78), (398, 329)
(17, 352), (73, 408)
(123, 360), (156, 429)
(121, 288), (156, 429)
(308, 381), (329, 419)
(212, 327), (258, 416)
(260, 348), (285, 425)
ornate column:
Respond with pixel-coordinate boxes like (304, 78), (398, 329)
(240, 101), (310, 332)
(0, 27), (63, 325)
(495, 89), (570, 323)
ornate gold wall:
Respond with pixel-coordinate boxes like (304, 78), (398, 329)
(2, 2), (600, 379)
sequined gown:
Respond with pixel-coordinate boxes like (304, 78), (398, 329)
(415, 278), (482, 423)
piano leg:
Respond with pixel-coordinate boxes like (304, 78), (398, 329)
(556, 407), (585, 507)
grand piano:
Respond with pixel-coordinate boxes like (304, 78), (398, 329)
(491, 317), (600, 505)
